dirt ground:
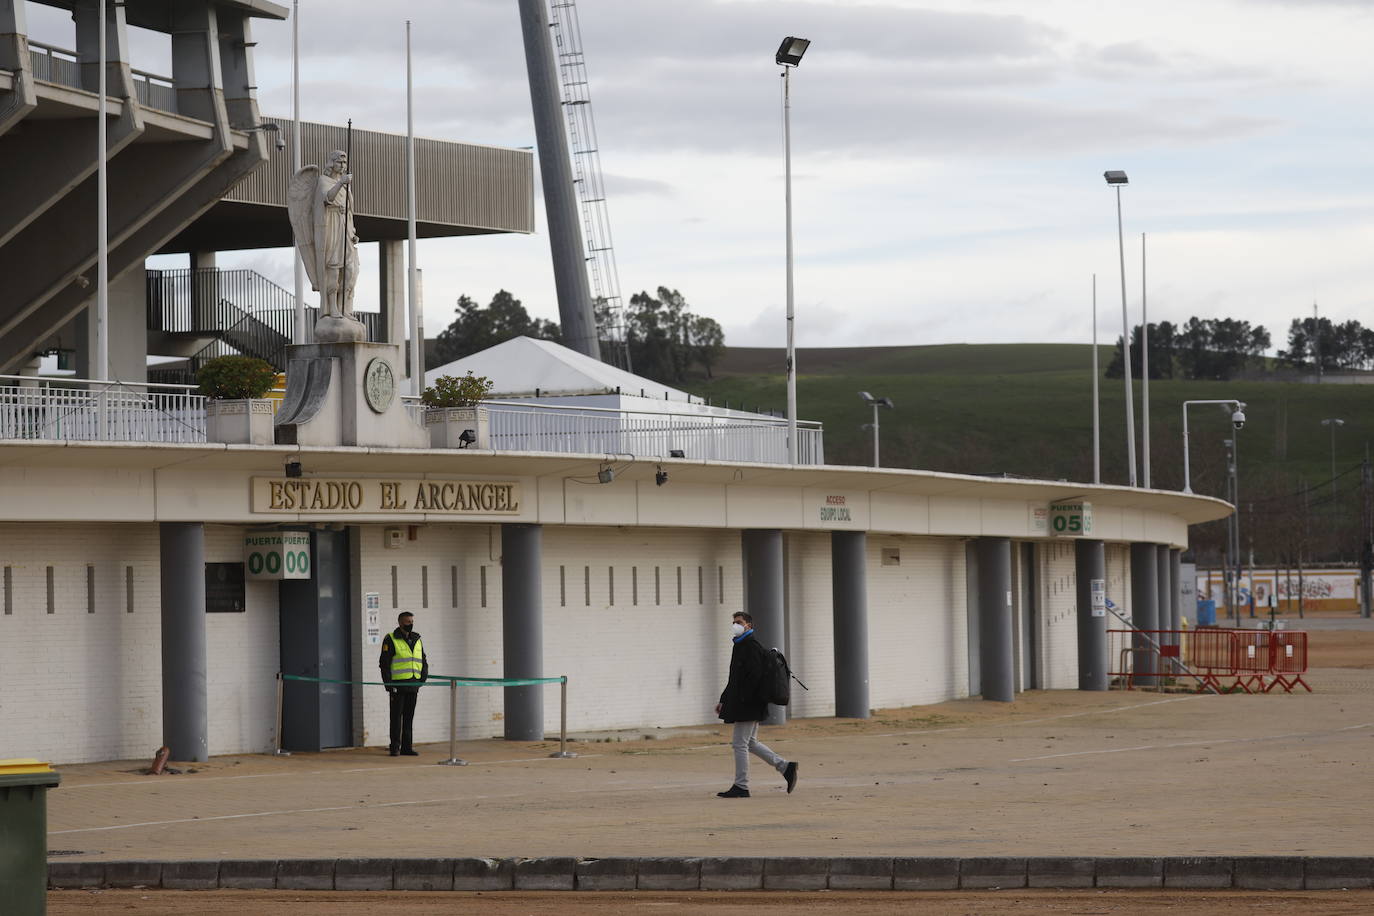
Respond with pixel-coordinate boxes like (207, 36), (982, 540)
(46, 889), (1374, 915)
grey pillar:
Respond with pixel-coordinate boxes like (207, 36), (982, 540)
(516, 0), (600, 361)
(742, 529), (786, 725)
(501, 524), (544, 740)
(976, 538), (1014, 702)
(160, 522), (207, 761)
(1155, 544), (1173, 670)
(1130, 543), (1159, 687)
(378, 240), (406, 350)
(831, 531), (869, 719)
(1169, 549), (1183, 632)
(1075, 539), (1108, 691)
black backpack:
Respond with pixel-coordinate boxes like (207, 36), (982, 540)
(759, 647), (804, 706)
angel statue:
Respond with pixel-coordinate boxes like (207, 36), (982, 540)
(288, 149), (365, 342)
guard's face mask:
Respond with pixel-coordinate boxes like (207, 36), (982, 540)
(730, 623), (746, 637)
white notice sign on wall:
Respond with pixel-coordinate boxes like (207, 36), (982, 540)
(365, 592), (381, 645)
(1090, 579), (1106, 617)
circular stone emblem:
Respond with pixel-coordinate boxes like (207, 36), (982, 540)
(363, 358), (395, 414)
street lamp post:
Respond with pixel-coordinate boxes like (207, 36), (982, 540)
(1321, 418), (1344, 496)
(859, 392), (894, 468)
(1181, 399), (1246, 494)
(777, 36), (810, 465)
(1104, 170), (1135, 486)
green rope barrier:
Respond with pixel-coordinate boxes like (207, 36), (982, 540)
(281, 673), (565, 688)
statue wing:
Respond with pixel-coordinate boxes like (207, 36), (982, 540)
(287, 166), (322, 291)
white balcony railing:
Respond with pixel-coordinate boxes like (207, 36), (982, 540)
(0, 377), (206, 443)
(0, 378), (824, 464)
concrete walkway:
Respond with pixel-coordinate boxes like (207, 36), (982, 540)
(45, 664), (1374, 873)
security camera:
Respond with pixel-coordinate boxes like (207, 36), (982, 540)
(274, 135), (286, 152)
(1231, 407), (1246, 430)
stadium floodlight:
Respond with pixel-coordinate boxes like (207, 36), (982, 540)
(775, 37), (810, 67)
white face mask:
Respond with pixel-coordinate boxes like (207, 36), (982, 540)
(730, 623), (746, 637)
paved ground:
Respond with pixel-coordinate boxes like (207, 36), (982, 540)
(45, 889), (1374, 915)
(41, 622), (1374, 912)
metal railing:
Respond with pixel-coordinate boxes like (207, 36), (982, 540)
(146, 268), (383, 384)
(482, 399), (825, 464)
(28, 42), (79, 89)
(0, 376), (205, 443)
(28, 41), (177, 112)
(1, 377), (825, 461)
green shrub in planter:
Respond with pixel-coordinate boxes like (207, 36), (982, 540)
(421, 371), (494, 408)
(196, 355), (277, 400)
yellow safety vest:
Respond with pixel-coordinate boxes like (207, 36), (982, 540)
(389, 633), (424, 681)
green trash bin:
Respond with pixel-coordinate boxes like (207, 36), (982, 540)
(0, 758), (62, 916)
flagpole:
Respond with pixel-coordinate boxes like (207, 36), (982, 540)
(407, 20), (421, 395)
(291, 0), (305, 344)
(96, 0), (108, 381)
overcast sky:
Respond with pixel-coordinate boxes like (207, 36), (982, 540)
(28, 0), (1374, 350)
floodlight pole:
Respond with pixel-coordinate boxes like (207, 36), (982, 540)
(1091, 273), (1100, 484)
(1114, 183), (1137, 486)
(783, 63), (797, 464)
(1141, 232), (1150, 488)
(95, 0), (108, 382)
(407, 20), (422, 397)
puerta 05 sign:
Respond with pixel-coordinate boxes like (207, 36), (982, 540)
(1049, 500), (1093, 537)
(244, 532), (311, 580)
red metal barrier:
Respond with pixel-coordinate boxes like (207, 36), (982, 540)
(1107, 628), (1310, 693)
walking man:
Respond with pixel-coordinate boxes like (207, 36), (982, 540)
(380, 611), (428, 756)
(714, 611), (799, 798)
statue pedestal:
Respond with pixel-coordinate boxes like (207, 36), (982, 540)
(274, 341), (427, 448)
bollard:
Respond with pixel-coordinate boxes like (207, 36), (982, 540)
(273, 672), (291, 756)
(439, 678), (468, 766)
(549, 676), (575, 759)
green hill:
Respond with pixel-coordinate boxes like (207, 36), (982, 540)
(687, 343), (1373, 564)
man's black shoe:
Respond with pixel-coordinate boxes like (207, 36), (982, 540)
(784, 761), (799, 794)
(388, 749), (400, 757)
(716, 785), (750, 798)
(400, 749), (419, 756)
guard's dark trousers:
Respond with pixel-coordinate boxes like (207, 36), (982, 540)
(389, 687), (420, 752)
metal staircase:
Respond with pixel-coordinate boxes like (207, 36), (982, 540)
(145, 268), (381, 384)
(546, 0), (631, 371)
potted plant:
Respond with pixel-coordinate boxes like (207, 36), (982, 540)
(197, 355), (278, 445)
(421, 371), (494, 449)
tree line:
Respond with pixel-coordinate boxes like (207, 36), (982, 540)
(429, 287), (724, 386)
(1105, 313), (1374, 381)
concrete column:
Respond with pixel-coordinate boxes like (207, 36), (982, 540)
(378, 240), (406, 350)
(171, 3), (224, 123)
(190, 250), (218, 333)
(160, 522), (207, 761)
(76, 266), (145, 382)
(976, 537), (1014, 702)
(1156, 544), (1173, 670)
(742, 529), (785, 725)
(1169, 549), (1183, 632)
(216, 11), (258, 130)
(516, 0), (600, 360)
(501, 524), (543, 740)
(831, 531), (869, 719)
(1130, 543), (1159, 687)
(1075, 539), (1108, 690)
(73, 0), (129, 96)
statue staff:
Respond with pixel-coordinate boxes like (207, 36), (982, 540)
(340, 119), (353, 319)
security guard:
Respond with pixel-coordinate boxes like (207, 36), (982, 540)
(379, 611), (428, 756)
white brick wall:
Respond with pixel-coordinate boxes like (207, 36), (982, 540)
(0, 523), (279, 765)
(866, 536), (968, 709)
